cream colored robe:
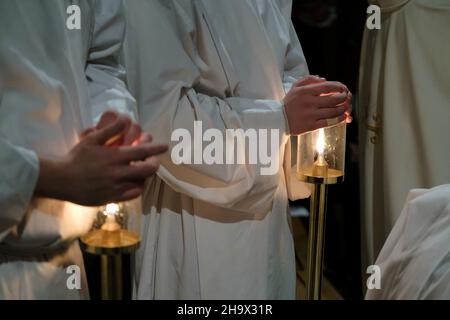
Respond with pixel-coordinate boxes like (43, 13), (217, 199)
(359, 0), (450, 266)
(124, 0), (310, 299)
(366, 184), (450, 300)
(0, 1), (136, 299)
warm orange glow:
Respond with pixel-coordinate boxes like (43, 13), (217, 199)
(316, 128), (326, 156)
(102, 203), (121, 231)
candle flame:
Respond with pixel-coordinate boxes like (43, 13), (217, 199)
(316, 128), (326, 156)
(105, 203), (120, 216)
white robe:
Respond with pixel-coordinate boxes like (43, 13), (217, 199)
(0, 0), (136, 299)
(123, 0), (310, 299)
(359, 0), (450, 266)
(366, 184), (450, 300)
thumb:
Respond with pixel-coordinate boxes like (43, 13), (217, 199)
(96, 110), (119, 130)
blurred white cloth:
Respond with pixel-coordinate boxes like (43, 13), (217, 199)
(124, 0), (310, 299)
(0, 0), (135, 299)
(366, 184), (450, 300)
(359, 0), (450, 265)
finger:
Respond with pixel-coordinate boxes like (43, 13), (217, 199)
(104, 114), (133, 146)
(137, 133), (153, 144)
(316, 106), (346, 120)
(79, 127), (96, 140)
(341, 100), (352, 115)
(106, 181), (146, 201)
(96, 111), (133, 146)
(119, 157), (160, 181)
(346, 114), (353, 124)
(117, 181), (146, 191)
(342, 92), (353, 114)
(118, 187), (144, 202)
(294, 75), (326, 88)
(85, 117), (129, 146)
(345, 94), (353, 123)
(316, 92), (348, 108)
(347, 91), (353, 101)
(338, 91), (352, 104)
(123, 122), (142, 146)
(303, 81), (347, 96)
(315, 114), (347, 130)
(96, 110), (119, 130)
(117, 143), (169, 164)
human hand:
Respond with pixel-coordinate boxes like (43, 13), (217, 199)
(284, 76), (352, 135)
(36, 117), (168, 206)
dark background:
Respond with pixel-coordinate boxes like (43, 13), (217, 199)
(84, 0), (369, 300)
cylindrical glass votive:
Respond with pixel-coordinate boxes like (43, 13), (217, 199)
(296, 121), (346, 185)
(80, 200), (141, 255)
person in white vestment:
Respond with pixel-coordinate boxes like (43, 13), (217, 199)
(0, 1), (167, 299)
(359, 0), (450, 267)
(124, 0), (352, 299)
(366, 184), (450, 300)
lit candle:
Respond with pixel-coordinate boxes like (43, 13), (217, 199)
(312, 128), (328, 177)
(101, 203), (121, 232)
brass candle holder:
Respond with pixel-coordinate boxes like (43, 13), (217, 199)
(80, 202), (140, 300)
(297, 121), (346, 300)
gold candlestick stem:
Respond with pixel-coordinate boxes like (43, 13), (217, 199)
(81, 227), (140, 300)
(306, 183), (328, 300)
(101, 254), (123, 300)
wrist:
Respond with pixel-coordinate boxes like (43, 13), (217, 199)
(35, 157), (68, 201)
(282, 99), (292, 135)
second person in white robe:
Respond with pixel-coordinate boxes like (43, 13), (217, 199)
(124, 0), (351, 299)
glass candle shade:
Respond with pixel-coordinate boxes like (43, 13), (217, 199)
(80, 200), (141, 255)
(296, 121), (346, 185)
